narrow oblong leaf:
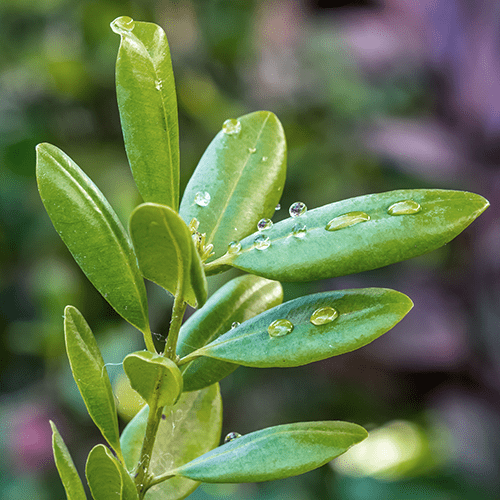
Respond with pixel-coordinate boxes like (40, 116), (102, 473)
(121, 384), (222, 500)
(50, 421), (87, 500)
(36, 143), (150, 334)
(185, 288), (413, 368)
(224, 189), (489, 281)
(129, 203), (207, 307)
(177, 275), (283, 391)
(64, 306), (122, 459)
(123, 351), (183, 407)
(174, 421), (368, 483)
(111, 16), (179, 209)
(179, 111), (286, 261)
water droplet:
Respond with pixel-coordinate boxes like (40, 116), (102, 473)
(257, 218), (273, 231)
(194, 191), (211, 207)
(387, 200), (421, 215)
(261, 156), (268, 162)
(268, 319), (294, 338)
(110, 16), (135, 35)
(325, 211), (370, 231)
(224, 432), (242, 443)
(231, 321), (240, 329)
(254, 234), (271, 250)
(155, 80), (162, 91)
(289, 202), (307, 217)
(291, 222), (307, 239)
(310, 306), (338, 326)
(227, 241), (241, 254)
(248, 147), (256, 154)
(275, 203), (281, 211)
(222, 118), (241, 135)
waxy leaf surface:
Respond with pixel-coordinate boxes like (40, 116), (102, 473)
(174, 421), (367, 483)
(130, 203), (207, 307)
(121, 384), (222, 499)
(36, 143), (150, 334)
(227, 189), (489, 281)
(64, 306), (122, 458)
(179, 111), (286, 261)
(50, 421), (87, 500)
(177, 275), (283, 391)
(189, 288), (413, 367)
(112, 16), (179, 209)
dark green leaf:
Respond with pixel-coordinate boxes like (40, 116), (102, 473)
(50, 421), (87, 500)
(111, 16), (179, 209)
(184, 288), (413, 367)
(223, 189), (489, 281)
(177, 275), (283, 391)
(64, 306), (122, 459)
(129, 203), (207, 308)
(179, 111), (286, 261)
(174, 421), (367, 483)
(36, 143), (150, 335)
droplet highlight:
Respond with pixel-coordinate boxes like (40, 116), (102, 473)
(254, 234), (271, 250)
(310, 306), (338, 326)
(224, 432), (242, 444)
(275, 203), (281, 211)
(248, 147), (256, 154)
(292, 222), (307, 239)
(387, 200), (421, 215)
(261, 156), (268, 162)
(110, 16), (135, 35)
(289, 202), (307, 217)
(227, 241), (241, 254)
(231, 321), (240, 329)
(268, 319), (294, 338)
(257, 218), (273, 231)
(222, 118), (241, 135)
(325, 211), (370, 231)
(194, 191), (211, 207)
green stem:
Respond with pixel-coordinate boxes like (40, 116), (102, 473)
(203, 252), (232, 275)
(163, 294), (187, 360)
(143, 326), (156, 353)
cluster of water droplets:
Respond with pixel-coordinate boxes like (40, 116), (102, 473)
(268, 306), (339, 338)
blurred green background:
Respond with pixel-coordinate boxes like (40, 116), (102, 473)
(2, 0), (500, 498)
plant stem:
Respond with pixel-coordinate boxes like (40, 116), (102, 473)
(163, 294), (187, 360)
(143, 326), (156, 353)
(203, 252), (232, 275)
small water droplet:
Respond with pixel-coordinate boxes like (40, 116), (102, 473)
(387, 200), (421, 215)
(257, 218), (273, 231)
(325, 211), (370, 231)
(222, 118), (241, 135)
(268, 319), (294, 338)
(231, 321), (240, 329)
(261, 156), (268, 162)
(248, 147), (256, 154)
(110, 16), (135, 35)
(155, 80), (162, 91)
(224, 432), (242, 443)
(254, 234), (271, 250)
(227, 241), (241, 254)
(291, 222), (307, 239)
(275, 203), (281, 211)
(194, 191), (211, 207)
(310, 306), (338, 326)
(289, 202), (307, 217)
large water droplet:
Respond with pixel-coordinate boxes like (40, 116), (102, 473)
(222, 118), (241, 135)
(310, 306), (338, 325)
(257, 218), (273, 231)
(289, 202), (307, 217)
(268, 319), (294, 338)
(224, 432), (242, 443)
(292, 222), (307, 239)
(194, 191), (211, 207)
(227, 240), (241, 254)
(110, 16), (135, 35)
(254, 234), (271, 250)
(387, 200), (421, 215)
(248, 147), (256, 154)
(231, 321), (240, 329)
(325, 211), (370, 231)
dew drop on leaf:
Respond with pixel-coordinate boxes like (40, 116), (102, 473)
(222, 118), (241, 135)
(289, 202), (307, 217)
(268, 319), (294, 338)
(257, 218), (273, 231)
(248, 147), (257, 154)
(227, 240), (241, 254)
(275, 203), (281, 211)
(291, 222), (307, 239)
(224, 432), (242, 443)
(254, 234), (271, 250)
(310, 306), (338, 326)
(325, 211), (370, 231)
(110, 16), (135, 35)
(231, 321), (240, 329)
(387, 200), (422, 215)
(194, 191), (211, 207)
(261, 156), (268, 162)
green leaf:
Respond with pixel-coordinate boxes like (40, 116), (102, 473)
(174, 421), (367, 483)
(224, 189), (489, 281)
(111, 16), (179, 209)
(123, 351), (183, 407)
(121, 384), (222, 500)
(179, 111), (286, 261)
(64, 306), (122, 459)
(185, 288), (413, 368)
(50, 421), (87, 500)
(85, 445), (138, 500)
(177, 275), (283, 391)
(129, 203), (207, 307)
(36, 143), (150, 335)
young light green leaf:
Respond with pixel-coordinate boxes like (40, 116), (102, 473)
(129, 203), (207, 308)
(50, 421), (87, 500)
(111, 16), (179, 209)
(123, 351), (183, 407)
(223, 189), (489, 281)
(120, 384), (222, 500)
(36, 143), (150, 336)
(173, 421), (367, 483)
(183, 288), (413, 368)
(179, 111), (286, 261)
(177, 275), (283, 391)
(64, 306), (122, 460)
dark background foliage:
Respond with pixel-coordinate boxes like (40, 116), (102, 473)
(1, 0), (500, 498)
